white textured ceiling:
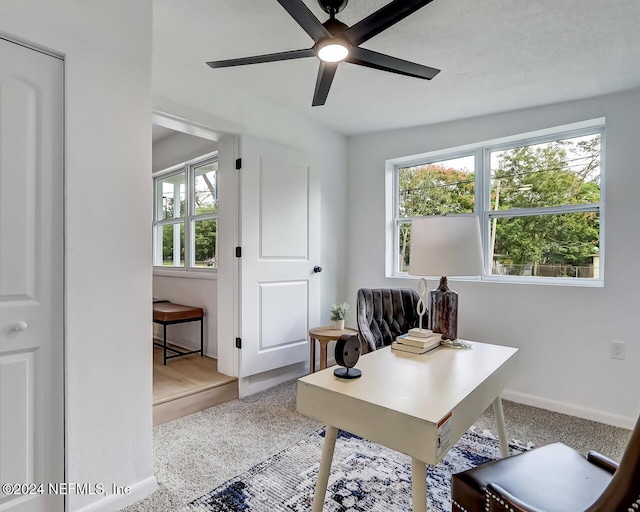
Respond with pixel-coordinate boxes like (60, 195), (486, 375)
(153, 0), (640, 135)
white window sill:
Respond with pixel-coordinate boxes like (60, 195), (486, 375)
(481, 275), (604, 288)
(388, 273), (604, 288)
(153, 268), (218, 280)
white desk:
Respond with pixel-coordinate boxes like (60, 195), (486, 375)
(297, 341), (518, 512)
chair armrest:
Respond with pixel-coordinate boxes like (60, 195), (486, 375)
(356, 292), (376, 352)
(356, 322), (375, 352)
(358, 333), (372, 354)
(486, 484), (547, 512)
(587, 451), (619, 474)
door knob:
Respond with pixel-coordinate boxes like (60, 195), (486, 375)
(313, 266), (322, 273)
(12, 321), (28, 332)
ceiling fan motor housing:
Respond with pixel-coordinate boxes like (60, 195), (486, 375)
(318, 0), (348, 15)
(322, 18), (349, 36)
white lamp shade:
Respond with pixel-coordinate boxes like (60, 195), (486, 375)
(409, 216), (484, 277)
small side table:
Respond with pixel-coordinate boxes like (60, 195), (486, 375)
(309, 326), (358, 373)
(153, 302), (205, 365)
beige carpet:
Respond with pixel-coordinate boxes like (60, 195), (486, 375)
(122, 380), (632, 512)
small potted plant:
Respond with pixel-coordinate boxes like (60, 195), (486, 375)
(329, 302), (350, 330)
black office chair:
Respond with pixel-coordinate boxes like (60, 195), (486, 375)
(451, 413), (640, 512)
(356, 288), (421, 352)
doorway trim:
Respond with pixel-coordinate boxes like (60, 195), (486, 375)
(152, 109), (240, 378)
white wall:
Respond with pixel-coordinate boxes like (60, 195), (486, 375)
(0, 2), (155, 511)
(347, 88), (640, 428)
(152, 130), (217, 172)
(153, 276), (218, 358)
(153, 55), (349, 391)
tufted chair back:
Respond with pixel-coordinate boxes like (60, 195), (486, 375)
(356, 288), (421, 352)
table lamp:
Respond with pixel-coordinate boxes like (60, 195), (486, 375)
(409, 216), (484, 341)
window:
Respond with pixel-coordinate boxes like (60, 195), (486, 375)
(392, 125), (603, 283)
(153, 153), (218, 271)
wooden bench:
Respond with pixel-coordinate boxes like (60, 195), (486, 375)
(153, 302), (205, 365)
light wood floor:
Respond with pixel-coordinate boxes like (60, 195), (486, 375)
(153, 345), (238, 426)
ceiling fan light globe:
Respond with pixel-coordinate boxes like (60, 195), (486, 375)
(317, 43), (349, 62)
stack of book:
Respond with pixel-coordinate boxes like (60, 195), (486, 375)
(391, 330), (442, 354)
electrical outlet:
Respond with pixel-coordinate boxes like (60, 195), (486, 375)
(610, 341), (625, 360)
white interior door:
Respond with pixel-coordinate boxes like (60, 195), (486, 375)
(239, 137), (320, 377)
(0, 39), (64, 511)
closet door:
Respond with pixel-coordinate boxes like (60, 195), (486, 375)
(0, 38), (64, 512)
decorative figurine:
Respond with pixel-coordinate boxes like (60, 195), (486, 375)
(408, 277), (432, 338)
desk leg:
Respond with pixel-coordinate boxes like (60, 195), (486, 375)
(312, 425), (338, 512)
(411, 458), (427, 512)
(493, 396), (510, 457)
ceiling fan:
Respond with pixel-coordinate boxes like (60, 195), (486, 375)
(206, 0), (440, 106)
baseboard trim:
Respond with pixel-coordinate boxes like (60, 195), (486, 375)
(73, 476), (157, 512)
(152, 334), (217, 359)
(239, 362), (308, 398)
(238, 354), (340, 398)
(502, 389), (636, 430)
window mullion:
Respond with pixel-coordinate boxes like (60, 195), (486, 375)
(154, 217), (185, 227)
(478, 147), (490, 276)
(185, 163), (193, 269)
(192, 212), (218, 222)
(487, 203), (600, 219)
(393, 165), (401, 274)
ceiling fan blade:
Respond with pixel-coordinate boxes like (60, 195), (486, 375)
(312, 61), (338, 106)
(343, 0), (435, 46)
(206, 48), (315, 68)
(276, 0), (331, 43)
(347, 47), (440, 80)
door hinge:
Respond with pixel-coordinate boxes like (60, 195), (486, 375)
(235, 246), (242, 258)
(235, 158), (242, 170)
(235, 337), (242, 349)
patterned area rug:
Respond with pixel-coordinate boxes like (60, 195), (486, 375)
(181, 428), (529, 512)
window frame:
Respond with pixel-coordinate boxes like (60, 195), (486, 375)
(388, 122), (605, 287)
(393, 148), (481, 276)
(153, 151), (219, 275)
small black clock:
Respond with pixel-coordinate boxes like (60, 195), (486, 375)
(334, 334), (362, 379)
